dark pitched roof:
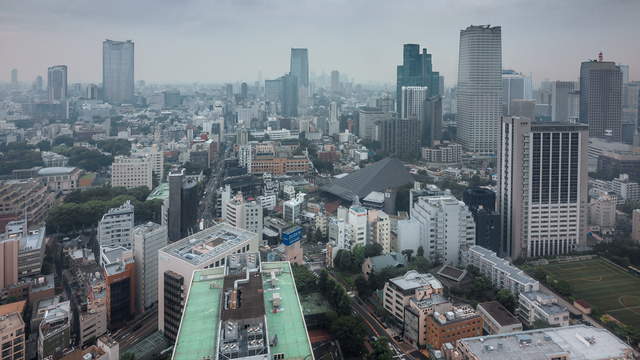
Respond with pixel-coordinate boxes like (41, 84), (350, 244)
(320, 158), (413, 201)
(478, 301), (521, 326)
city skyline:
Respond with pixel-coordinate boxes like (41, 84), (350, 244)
(1, 0), (639, 85)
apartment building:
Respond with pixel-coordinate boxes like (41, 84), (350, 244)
(111, 155), (154, 190)
(0, 179), (53, 228)
(0, 301), (25, 360)
(97, 200), (134, 249)
(518, 291), (570, 327)
(426, 306), (483, 349)
(132, 222), (167, 312)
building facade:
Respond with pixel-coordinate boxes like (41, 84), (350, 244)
(103, 39), (134, 104)
(97, 200), (134, 249)
(497, 118), (588, 258)
(579, 59), (623, 141)
(456, 25), (502, 154)
(47, 65), (68, 103)
(132, 222), (167, 312)
(111, 155), (153, 190)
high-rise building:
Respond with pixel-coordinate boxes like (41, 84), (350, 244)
(329, 101), (340, 135)
(290, 48), (309, 109)
(97, 200), (135, 249)
(240, 82), (248, 100)
(0, 302), (25, 360)
(502, 70), (532, 115)
(38, 300), (71, 360)
(158, 223), (259, 341)
(47, 65), (67, 103)
(10, 69), (18, 86)
(463, 187), (501, 253)
(394, 117), (421, 159)
(423, 96), (442, 146)
(281, 73), (298, 117)
(579, 58), (623, 141)
(0, 234), (19, 289)
(457, 25), (502, 154)
(132, 222), (167, 312)
(358, 107), (387, 140)
(331, 70), (340, 93)
(401, 86), (428, 120)
(396, 44), (440, 110)
(111, 155), (153, 190)
(497, 117), (588, 258)
(222, 192), (264, 235)
(102, 39), (134, 104)
(551, 81), (577, 123)
(410, 195), (475, 264)
(0, 179), (54, 228)
(632, 209), (640, 243)
(34, 75), (43, 91)
(100, 246), (136, 329)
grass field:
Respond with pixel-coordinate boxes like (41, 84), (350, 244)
(536, 258), (640, 328)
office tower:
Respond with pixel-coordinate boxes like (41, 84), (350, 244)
(290, 48), (309, 89)
(395, 117), (421, 159)
(102, 39), (134, 104)
(168, 169), (184, 242)
(358, 107), (386, 140)
(86, 84), (99, 99)
(132, 222), (168, 312)
(579, 58), (623, 141)
(34, 75), (43, 91)
(222, 192), (264, 235)
(10, 69), (18, 86)
(240, 82), (248, 100)
(410, 195), (475, 264)
(170, 253), (313, 360)
(619, 64), (630, 84)
(281, 73), (298, 117)
(158, 223), (259, 341)
(457, 25), (502, 154)
(329, 101), (340, 135)
(439, 76), (445, 97)
(400, 86), (428, 120)
(509, 99), (536, 120)
(423, 96), (442, 146)
(100, 247), (136, 329)
(111, 155), (153, 190)
(97, 200), (135, 248)
(396, 44), (440, 110)
(463, 188), (501, 253)
(551, 81), (577, 123)
(331, 70), (340, 93)
(47, 65), (67, 103)
(498, 117), (588, 258)
(502, 70), (532, 114)
(264, 78), (282, 103)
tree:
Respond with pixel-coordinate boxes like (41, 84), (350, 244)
(416, 246), (424, 258)
(496, 289), (517, 313)
(53, 135), (75, 147)
(334, 250), (355, 272)
(402, 249), (414, 262)
(292, 263), (317, 295)
(355, 275), (373, 298)
(369, 337), (394, 360)
(97, 138), (132, 156)
(408, 256), (431, 274)
(352, 244), (366, 270)
(364, 243), (383, 258)
(37, 140), (51, 151)
(122, 353), (136, 360)
(330, 316), (366, 358)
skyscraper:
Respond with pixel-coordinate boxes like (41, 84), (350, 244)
(502, 70), (533, 115)
(331, 70), (340, 93)
(457, 25), (502, 154)
(281, 72), (299, 117)
(10, 69), (18, 86)
(551, 81), (577, 123)
(103, 39), (134, 104)
(240, 82), (248, 100)
(34, 75), (43, 91)
(579, 58), (623, 141)
(497, 117), (588, 259)
(47, 65), (68, 103)
(396, 44), (440, 110)
(423, 96), (442, 147)
(290, 48), (309, 88)
(400, 86), (428, 120)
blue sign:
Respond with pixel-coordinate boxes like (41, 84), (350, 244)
(282, 226), (303, 246)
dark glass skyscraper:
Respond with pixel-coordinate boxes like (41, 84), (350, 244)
(579, 59), (623, 141)
(396, 44), (440, 110)
(290, 48), (309, 88)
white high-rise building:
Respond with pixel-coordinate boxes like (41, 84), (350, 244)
(283, 193), (305, 224)
(551, 81), (578, 123)
(457, 25), (502, 154)
(328, 218), (349, 250)
(103, 39), (134, 104)
(497, 117), (588, 258)
(329, 101), (340, 135)
(223, 192), (264, 236)
(111, 155), (154, 190)
(97, 200), (135, 249)
(133, 145), (164, 183)
(347, 204), (368, 247)
(132, 222), (167, 312)
(400, 86), (429, 120)
(368, 210), (391, 253)
(411, 195), (475, 265)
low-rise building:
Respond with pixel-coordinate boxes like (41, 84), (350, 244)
(589, 193), (617, 228)
(38, 300), (71, 360)
(170, 253), (314, 360)
(41, 151), (69, 167)
(421, 143), (463, 163)
(461, 246), (539, 295)
(426, 306), (483, 349)
(37, 167), (82, 193)
(518, 291), (570, 327)
(453, 325), (634, 360)
(111, 155), (154, 190)
(0, 179), (53, 229)
(476, 301), (522, 335)
(250, 155), (310, 175)
(157, 223), (259, 342)
(361, 253), (406, 281)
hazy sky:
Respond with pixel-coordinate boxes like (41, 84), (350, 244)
(1, 0), (639, 86)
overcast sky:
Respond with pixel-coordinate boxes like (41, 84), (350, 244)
(1, 0), (638, 86)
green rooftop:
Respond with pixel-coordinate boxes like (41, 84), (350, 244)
(146, 183), (170, 201)
(172, 267), (224, 360)
(261, 262), (314, 359)
(172, 261), (314, 360)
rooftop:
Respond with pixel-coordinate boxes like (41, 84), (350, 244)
(477, 301), (521, 326)
(37, 166), (78, 176)
(146, 183), (170, 201)
(520, 291), (568, 315)
(172, 255), (313, 360)
(160, 223), (257, 266)
(457, 325), (633, 360)
(390, 271), (443, 292)
(468, 245), (538, 286)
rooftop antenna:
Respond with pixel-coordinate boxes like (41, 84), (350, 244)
(598, 52), (603, 62)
